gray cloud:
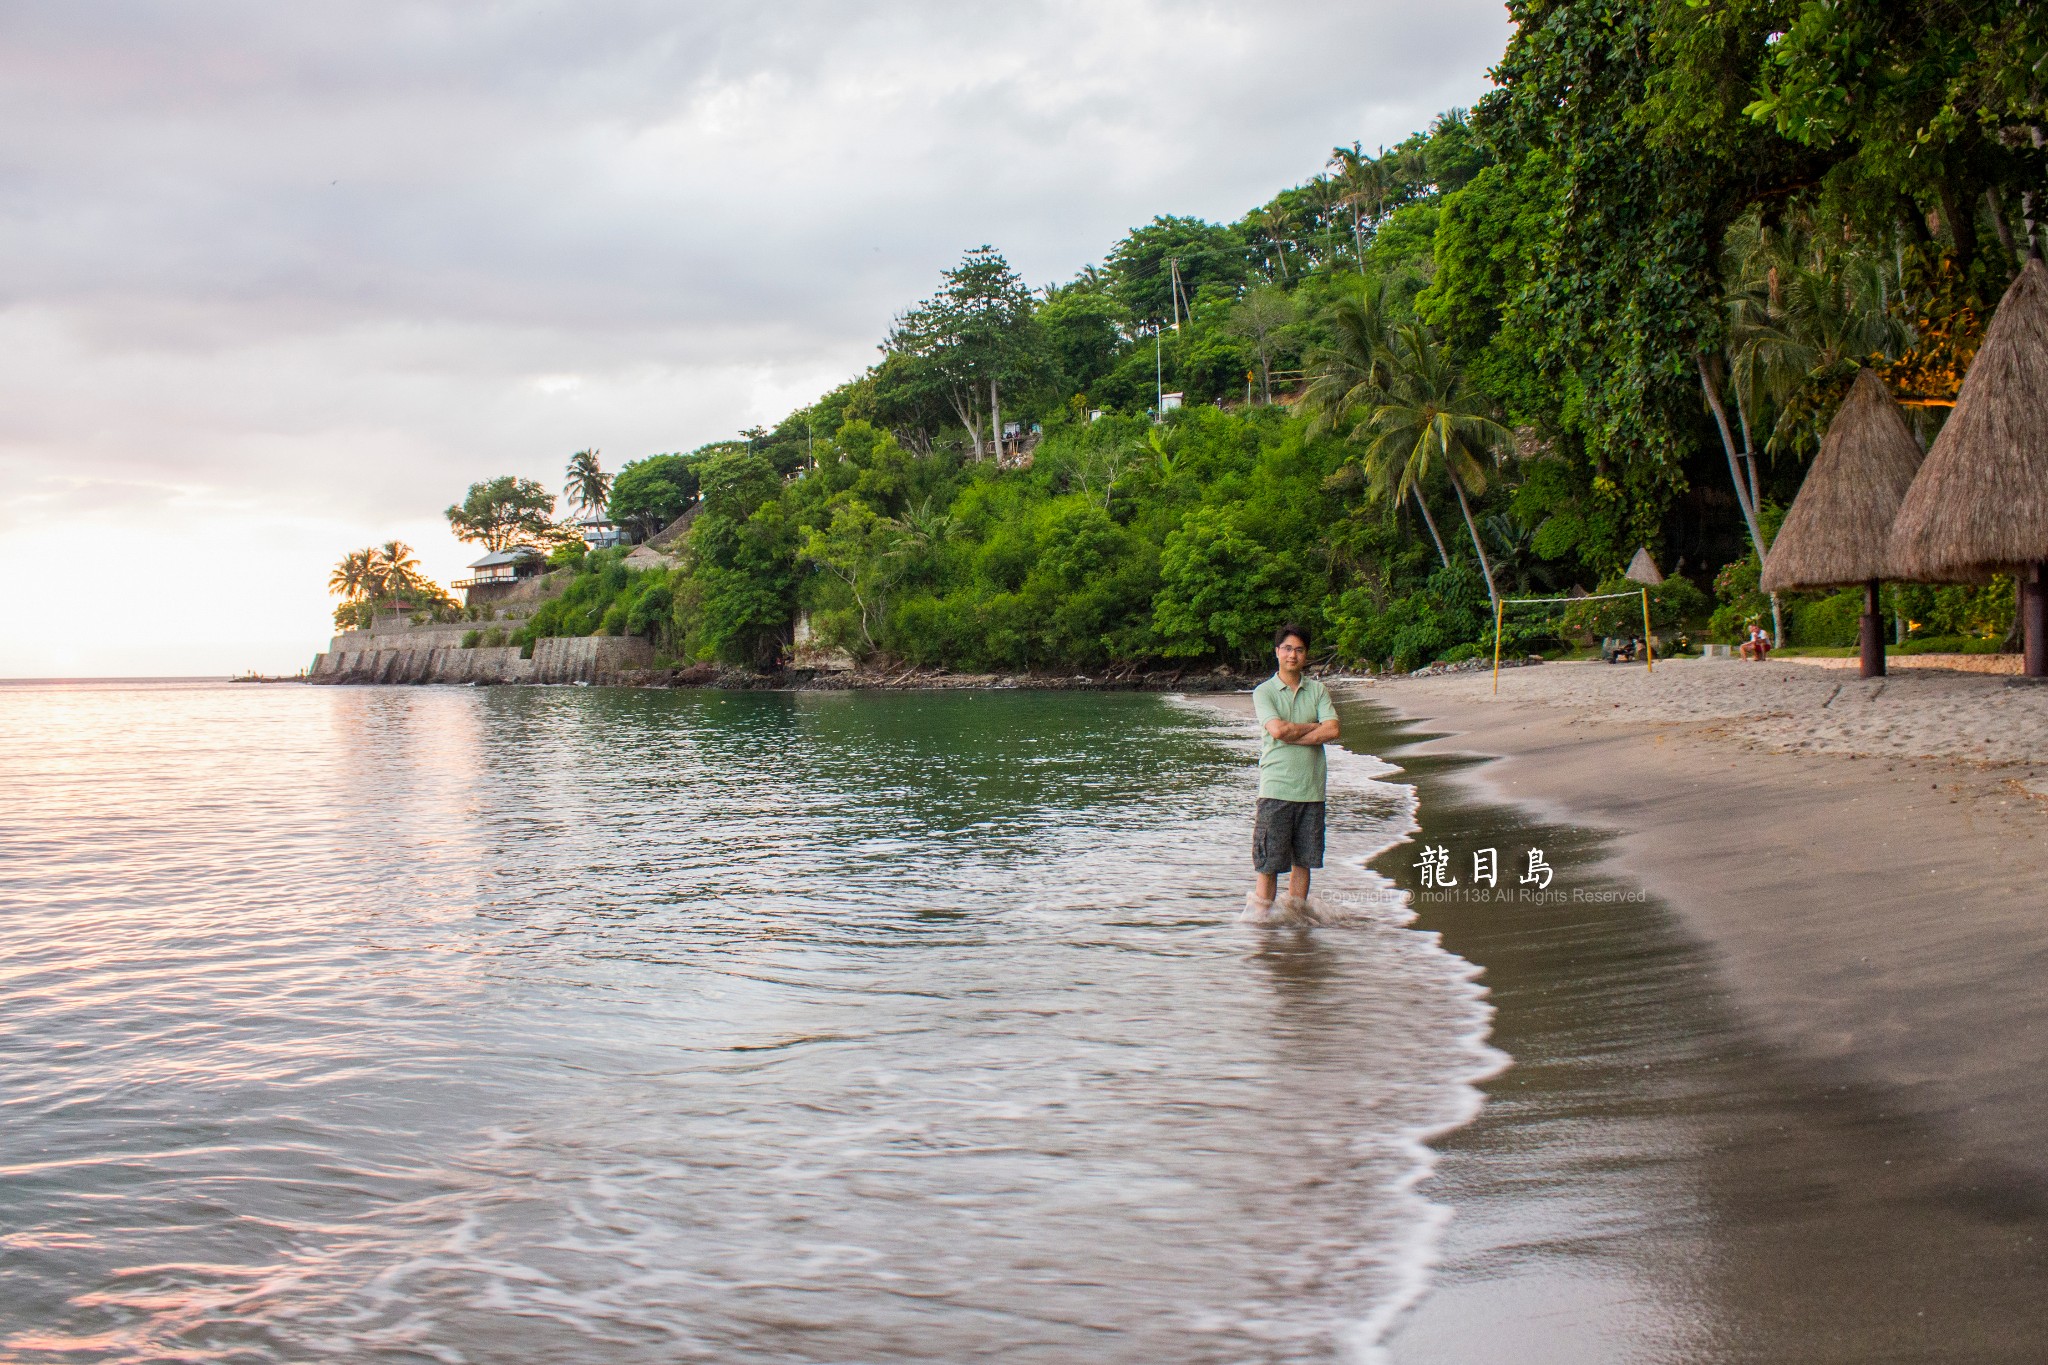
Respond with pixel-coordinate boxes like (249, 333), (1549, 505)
(0, 1), (1509, 668)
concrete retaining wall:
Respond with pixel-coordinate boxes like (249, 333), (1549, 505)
(310, 635), (654, 685)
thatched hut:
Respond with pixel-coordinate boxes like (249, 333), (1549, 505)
(1889, 256), (2048, 677)
(1761, 368), (1925, 676)
(1624, 547), (1663, 586)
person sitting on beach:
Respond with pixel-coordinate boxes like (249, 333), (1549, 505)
(1741, 622), (1772, 662)
(1246, 624), (1339, 923)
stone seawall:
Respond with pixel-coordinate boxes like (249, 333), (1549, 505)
(310, 635), (655, 685)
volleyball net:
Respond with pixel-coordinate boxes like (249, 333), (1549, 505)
(1492, 587), (1655, 694)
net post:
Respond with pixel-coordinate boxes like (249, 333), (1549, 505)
(1641, 587), (1654, 673)
(1493, 597), (1505, 695)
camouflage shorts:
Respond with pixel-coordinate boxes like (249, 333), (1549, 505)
(1252, 798), (1325, 874)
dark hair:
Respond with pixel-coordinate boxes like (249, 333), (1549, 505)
(1273, 623), (1311, 649)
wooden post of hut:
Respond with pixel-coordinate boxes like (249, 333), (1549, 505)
(1761, 369), (1925, 679)
(1890, 257), (2048, 678)
(2026, 563), (2048, 677)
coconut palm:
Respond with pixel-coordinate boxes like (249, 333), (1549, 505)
(1299, 286), (1453, 568)
(1328, 143), (1396, 266)
(1352, 323), (1512, 610)
(1245, 204), (1296, 282)
(564, 449), (611, 520)
(1299, 283), (1394, 423)
(328, 548), (377, 603)
(371, 540), (426, 609)
(1735, 259), (1906, 454)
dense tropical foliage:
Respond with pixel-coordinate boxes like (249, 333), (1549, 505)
(327, 541), (456, 630)
(436, 2), (2045, 670)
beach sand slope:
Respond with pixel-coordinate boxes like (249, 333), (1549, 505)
(1365, 658), (2048, 1185)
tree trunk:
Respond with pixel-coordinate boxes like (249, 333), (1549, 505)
(1938, 170), (1978, 286)
(1411, 486), (1451, 569)
(1450, 477), (1500, 611)
(1733, 384), (1762, 509)
(1699, 354), (1787, 646)
(990, 378), (1003, 464)
(2025, 562), (2048, 678)
(1986, 187), (2020, 273)
(1697, 354), (1767, 557)
(946, 387), (985, 459)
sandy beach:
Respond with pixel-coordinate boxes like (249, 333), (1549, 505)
(1208, 664), (2048, 1358)
(1355, 656), (2048, 1187)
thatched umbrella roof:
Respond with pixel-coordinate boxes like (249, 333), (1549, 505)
(1761, 368), (1925, 591)
(1624, 547), (1663, 585)
(1890, 256), (2048, 582)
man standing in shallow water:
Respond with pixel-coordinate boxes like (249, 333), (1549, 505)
(1246, 623), (1339, 922)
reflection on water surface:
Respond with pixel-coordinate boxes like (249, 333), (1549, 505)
(0, 684), (1491, 1364)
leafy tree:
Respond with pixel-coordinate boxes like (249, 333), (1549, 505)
(801, 502), (900, 654)
(1038, 282), (1129, 397)
(1739, 0), (2047, 298)
(1152, 506), (1304, 661)
(684, 448), (796, 666)
(446, 476), (563, 551)
(1106, 216), (1248, 328)
(1226, 286), (1295, 406)
(885, 246), (1042, 459)
(607, 453), (700, 540)
(869, 351), (954, 457)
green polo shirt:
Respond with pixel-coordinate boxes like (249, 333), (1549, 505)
(1253, 673), (1337, 802)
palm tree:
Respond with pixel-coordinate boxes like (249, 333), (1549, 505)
(1246, 204), (1296, 282)
(1306, 175), (1344, 269)
(564, 449), (611, 520)
(1299, 286), (1453, 568)
(1730, 257), (1905, 459)
(1352, 324), (1512, 610)
(370, 540), (427, 612)
(1701, 213), (1906, 646)
(328, 548), (376, 603)
(1328, 143), (1394, 267)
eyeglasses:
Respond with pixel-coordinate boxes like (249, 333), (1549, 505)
(1276, 644), (1306, 654)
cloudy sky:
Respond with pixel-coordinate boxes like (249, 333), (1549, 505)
(0, 1), (1511, 677)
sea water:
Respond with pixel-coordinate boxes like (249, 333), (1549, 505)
(0, 682), (1498, 1363)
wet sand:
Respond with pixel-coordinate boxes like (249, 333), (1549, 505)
(1369, 660), (2048, 1185)
(1204, 683), (2048, 1360)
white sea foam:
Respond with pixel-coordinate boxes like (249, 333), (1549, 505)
(1167, 689), (1510, 1362)
(2, 682), (1508, 1363)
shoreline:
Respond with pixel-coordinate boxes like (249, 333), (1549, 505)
(288, 665), (1346, 693)
(1203, 674), (2048, 1358)
(1358, 660), (2048, 1190)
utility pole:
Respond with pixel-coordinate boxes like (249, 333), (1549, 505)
(1155, 326), (1163, 414)
(1168, 256), (1185, 331)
